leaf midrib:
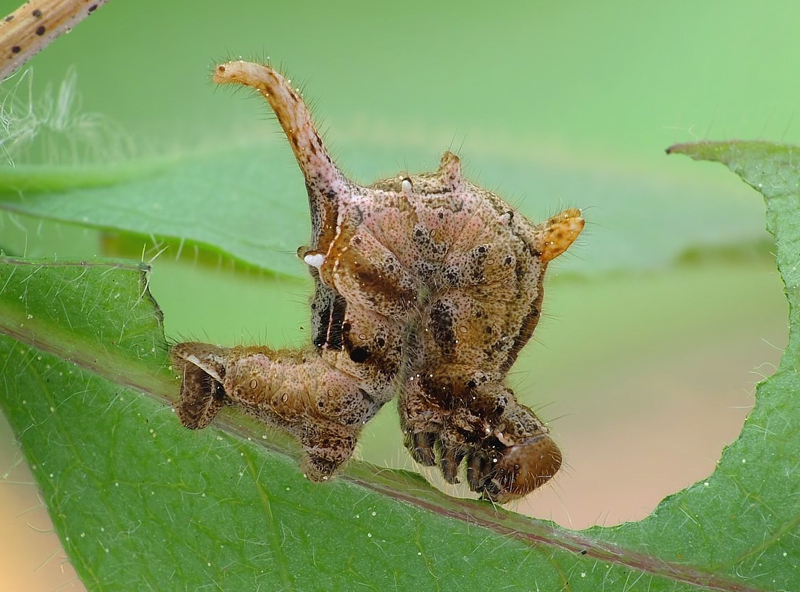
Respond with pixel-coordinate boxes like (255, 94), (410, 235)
(0, 258), (775, 592)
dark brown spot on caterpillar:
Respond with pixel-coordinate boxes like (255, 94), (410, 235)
(429, 300), (455, 356)
(35, 25), (45, 36)
(327, 295), (347, 350)
(212, 381), (226, 401)
(88, 4), (98, 13)
(349, 347), (370, 363)
(11, 46), (21, 54)
(32, 9), (42, 17)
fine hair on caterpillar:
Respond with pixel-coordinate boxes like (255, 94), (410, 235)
(171, 59), (584, 503)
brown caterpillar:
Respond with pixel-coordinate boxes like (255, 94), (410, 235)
(171, 60), (583, 503)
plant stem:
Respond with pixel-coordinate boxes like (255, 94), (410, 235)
(0, 0), (109, 81)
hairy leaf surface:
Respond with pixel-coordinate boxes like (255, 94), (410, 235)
(0, 140), (798, 590)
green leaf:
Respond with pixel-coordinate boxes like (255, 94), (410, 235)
(0, 135), (769, 279)
(0, 139), (799, 590)
(0, 145), (311, 279)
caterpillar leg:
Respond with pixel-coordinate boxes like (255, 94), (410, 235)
(399, 376), (561, 503)
(171, 342), (379, 481)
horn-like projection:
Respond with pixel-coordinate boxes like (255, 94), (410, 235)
(213, 60), (347, 251)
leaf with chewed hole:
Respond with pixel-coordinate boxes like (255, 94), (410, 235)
(0, 139), (799, 591)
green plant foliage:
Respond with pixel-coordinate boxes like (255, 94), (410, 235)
(0, 140), (798, 590)
(0, 139), (770, 279)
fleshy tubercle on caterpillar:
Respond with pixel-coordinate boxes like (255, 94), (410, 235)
(171, 60), (584, 503)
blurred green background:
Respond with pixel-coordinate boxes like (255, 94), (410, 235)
(0, 1), (794, 589)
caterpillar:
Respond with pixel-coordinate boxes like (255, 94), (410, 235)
(171, 60), (583, 503)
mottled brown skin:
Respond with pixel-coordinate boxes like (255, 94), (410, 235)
(171, 60), (584, 503)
